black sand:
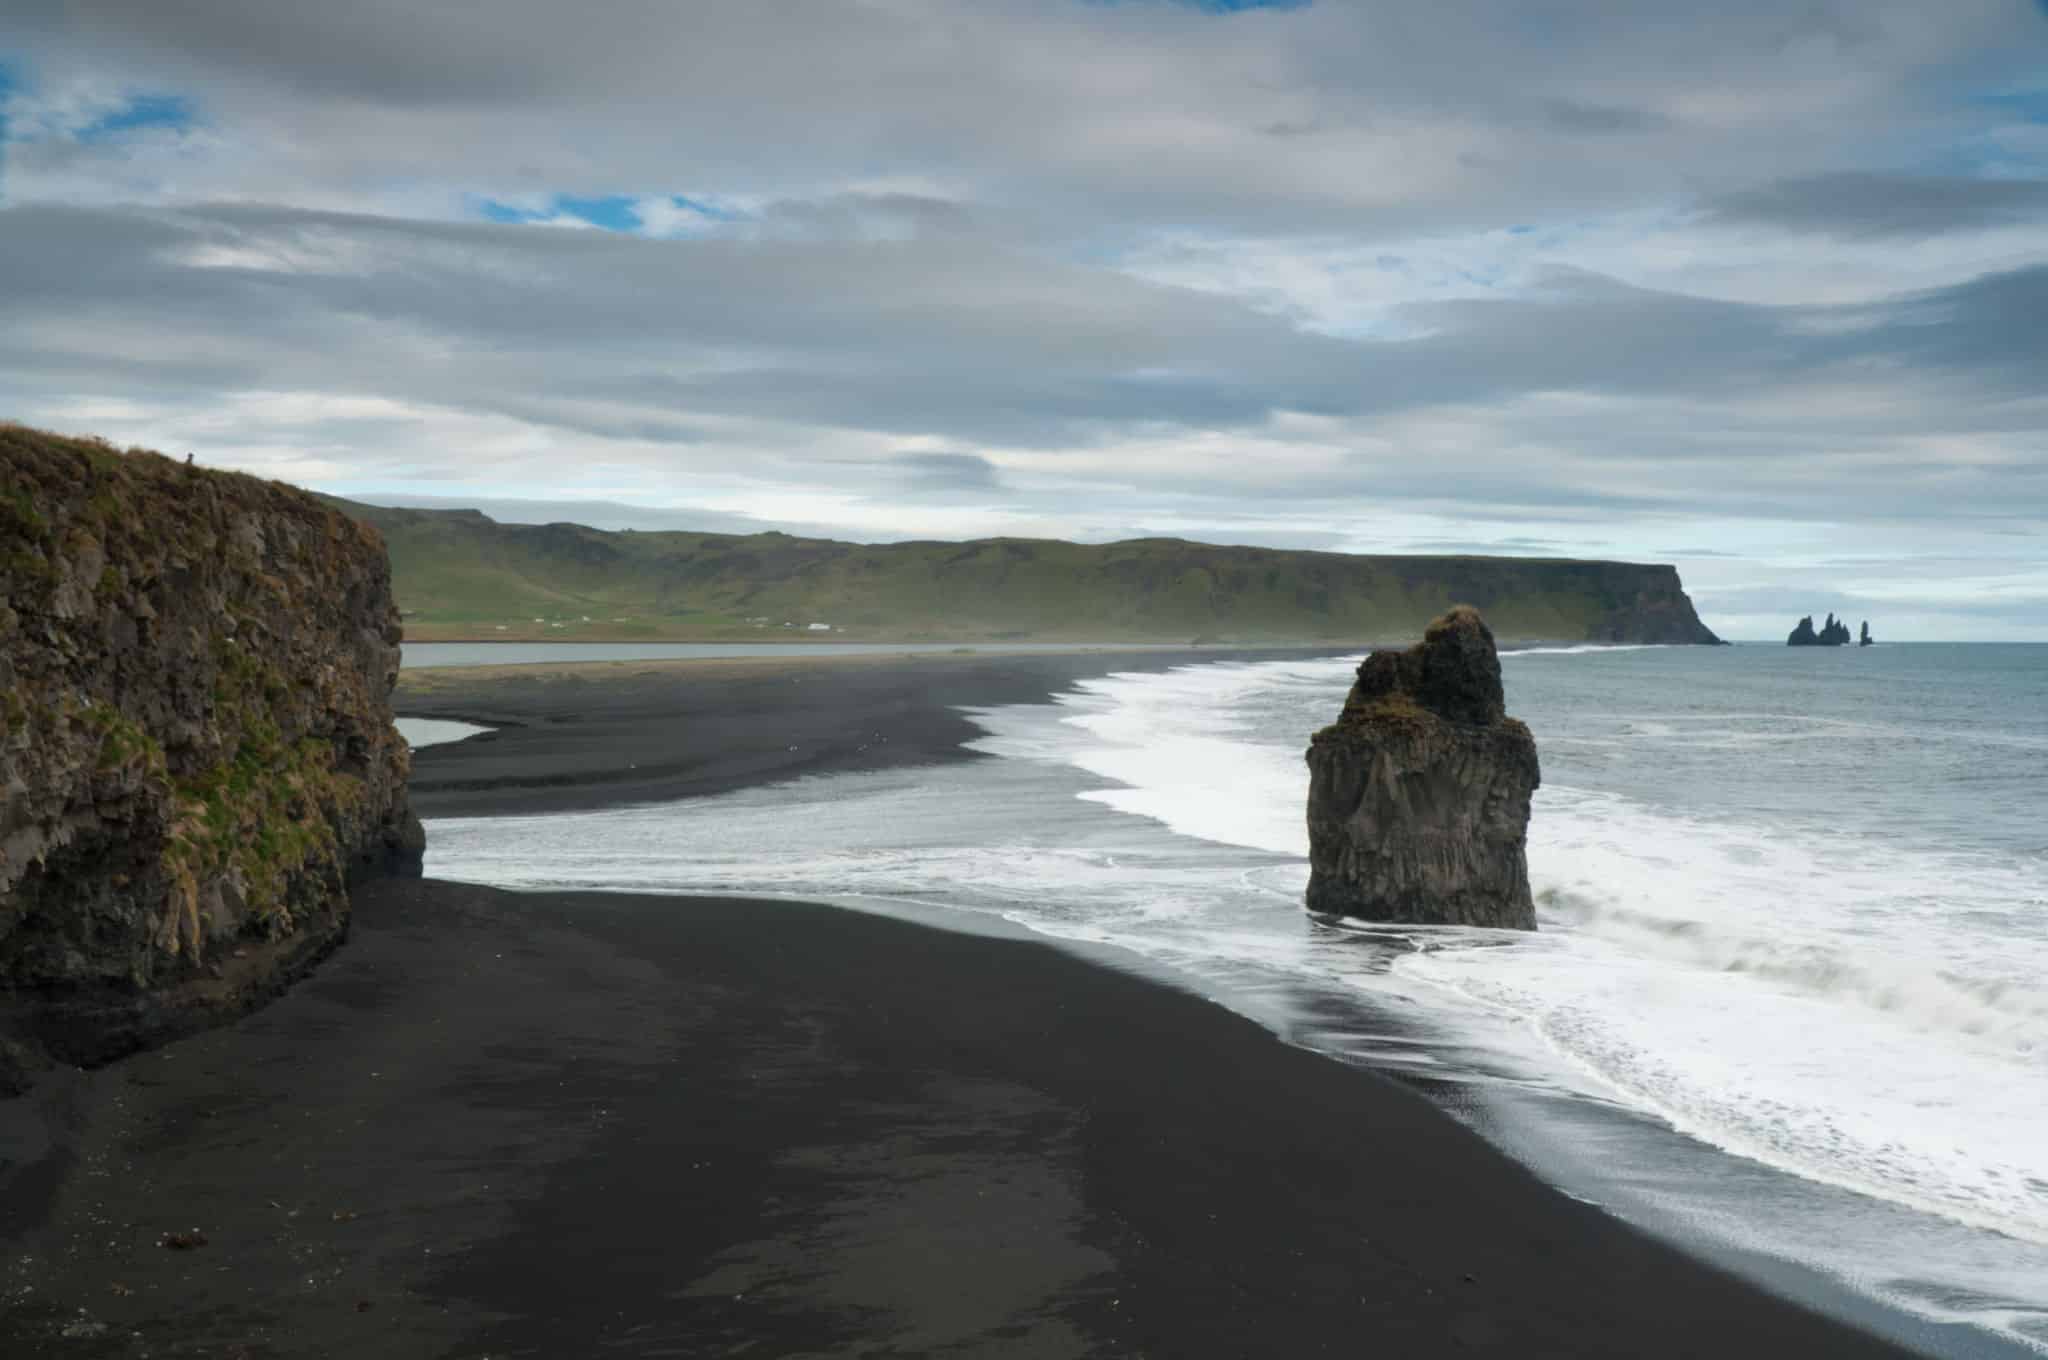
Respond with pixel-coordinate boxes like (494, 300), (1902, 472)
(1, 650), (1925, 1357)
(394, 647), (1335, 818)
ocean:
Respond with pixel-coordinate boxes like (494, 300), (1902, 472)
(422, 642), (2048, 1356)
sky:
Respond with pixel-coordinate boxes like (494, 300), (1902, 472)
(3, 2), (2047, 640)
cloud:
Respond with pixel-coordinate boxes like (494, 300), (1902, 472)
(2, 197), (2042, 546)
(3, 2), (2048, 637)
(342, 493), (848, 539)
(1707, 172), (2048, 239)
(1395, 536), (1582, 556)
(1540, 99), (1671, 136)
(8, 2), (2044, 234)
(892, 452), (1004, 494)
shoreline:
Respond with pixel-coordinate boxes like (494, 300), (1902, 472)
(1, 882), (1925, 1358)
(395, 645), (1347, 819)
(3, 647), (1937, 1356)
(395, 632), (1685, 647)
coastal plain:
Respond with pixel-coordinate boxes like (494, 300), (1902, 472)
(0, 649), (1923, 1358)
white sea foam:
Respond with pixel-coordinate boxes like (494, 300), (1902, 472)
(967, 662), (1315, 857)
(429, 648), (2048, 1352)
(976, 654), (2048, 1349)
(1505, 642), (1671, 657)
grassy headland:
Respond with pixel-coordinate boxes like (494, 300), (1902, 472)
(335, 499), (1721, 644)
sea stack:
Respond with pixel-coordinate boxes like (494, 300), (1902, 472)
(0, 426), (424, 1092)
(1788, 613), (1852, 646)
(1304, 606), (1540, 930)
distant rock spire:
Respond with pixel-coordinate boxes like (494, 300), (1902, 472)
(1789, 613), (1853, 646)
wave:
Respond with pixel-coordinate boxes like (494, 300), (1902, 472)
(430, 645), (2048, 1352)
(1502, 642), (1673, 657)
(1537, 886), (2048, 1046)
(974, 653), (2048, 1330)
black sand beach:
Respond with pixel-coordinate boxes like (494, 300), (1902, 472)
(1, 650), (1922, 1357)
(393, 647), (1332, 818)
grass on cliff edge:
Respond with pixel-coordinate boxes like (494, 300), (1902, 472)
(331, 498), (1690, 645)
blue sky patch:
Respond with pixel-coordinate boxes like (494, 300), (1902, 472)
(0, 59), (22, 193)
(77, 93), (195, 142)
(1975, 88), (2048, 125)
(477, 199), (537, 225)
(475, 193), (745, 233)
(480, 193), (644, 231)
(673, 194), (741, 222)
(555, 195), (641, 230)
(0, 58), (19, 147)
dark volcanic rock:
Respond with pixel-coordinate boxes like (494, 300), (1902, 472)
(1, 425), (423, 1093)
(1304, 607), (1540, 930)
(1788, 613), (1853, 646)
(1581, 563), (1723, 645)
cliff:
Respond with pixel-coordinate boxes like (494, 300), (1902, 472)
(1579, 563), (1724, 645)
(1304, 607), (1540, 930)
(1, 425), (423, 1092)
(336, 499), (1724, 645)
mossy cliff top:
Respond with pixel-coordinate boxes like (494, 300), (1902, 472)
(1317, 605), (1530, 738)
(1, 424), (423, 1090)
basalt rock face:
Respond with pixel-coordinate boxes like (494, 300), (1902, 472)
(1788, 613), (1852, 646)
(1581, 562), (1723, 645)
(1305, 607), (1540, 930)
(1, 426), (423, 1093)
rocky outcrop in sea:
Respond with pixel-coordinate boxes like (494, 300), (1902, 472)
(1304, 606), (1540, 930)
(1788, 613), (1853, 646)
(1, 426), (423, 1092)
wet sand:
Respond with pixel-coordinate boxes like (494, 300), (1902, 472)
(0, 649), (1924, 1357)
(393, 646), (1335, 818)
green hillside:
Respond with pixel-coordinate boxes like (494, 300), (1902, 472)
(332, 500), (1721, 645)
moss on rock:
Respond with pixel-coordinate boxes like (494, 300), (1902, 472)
(0, 423), (423, 1091)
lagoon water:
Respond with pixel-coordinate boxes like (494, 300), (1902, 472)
(426, 642), (2048, 1355)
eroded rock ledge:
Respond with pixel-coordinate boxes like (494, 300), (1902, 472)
(1, 426), (423, 1092)
(1304, 606), (1540, 930)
